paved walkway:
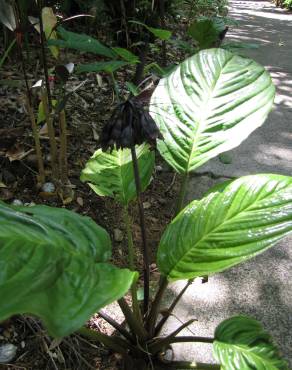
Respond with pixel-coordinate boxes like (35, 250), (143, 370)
(165, 1), (292, 366)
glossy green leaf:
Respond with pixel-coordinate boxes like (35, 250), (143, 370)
(0, 202), (136, 337)
(76, 61), (128, 74)
(130, 21), (172, 40)
(126, 82), (141, 96)
(80, 144), (155, 206)
(222, 41), (259, 51)
(0, 0), (16, 31)
(48, 26), (116, 59)
(112, 47), (139, 64)
(37, 99), (57, 124)
(147, 26), (172, 40)
(157, 174), (292, 281)
(150, 48), (275, 174)
(213, 316), (288, 370)
(188, 17), (225, 49)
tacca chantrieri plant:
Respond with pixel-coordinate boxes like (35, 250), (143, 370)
(0, 48), (291, 370)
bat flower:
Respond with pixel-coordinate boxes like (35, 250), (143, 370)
(99, 99), (163, 152)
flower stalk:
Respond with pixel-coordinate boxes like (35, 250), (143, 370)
(130, 145), (150, 315)
(123, 206), (143, 325)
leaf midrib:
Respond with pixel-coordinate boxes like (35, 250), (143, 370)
(218, 342), (281, 370)
(167, 179), (291, 276)
(185, 53), (234, 173)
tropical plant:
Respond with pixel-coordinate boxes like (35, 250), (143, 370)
(283, 0), (292, 8)
(183, 0), (229, 19)
(1, 48), (291, 369)
(48, 22), (171, 86)
(274, 0), (292, 9)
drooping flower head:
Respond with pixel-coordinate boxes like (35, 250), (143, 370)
(99, 98), (163, 152)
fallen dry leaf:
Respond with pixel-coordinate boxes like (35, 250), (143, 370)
(6, 144), (34, 162)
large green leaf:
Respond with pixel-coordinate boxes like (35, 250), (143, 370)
(157, 174), (292, 281)
(76, 61), (129, 74)
(130, 21), (172, 40)
(0, 202), (136, 337)
(80, 144), (155, 206)
(213, 316), (288, 370)
(48, 26), (116, 59)
(112, 47), (139, 64)
(188, 17), (226, 49)
(0, 0), (16, 31)
(150, 48), (275, 174)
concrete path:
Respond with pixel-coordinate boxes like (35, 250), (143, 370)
(163, 1), (292, 366)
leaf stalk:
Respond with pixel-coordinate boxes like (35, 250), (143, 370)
(146, 276), (168, 335)
(175, 172), (189, 215)
(155, 279), (193, 336)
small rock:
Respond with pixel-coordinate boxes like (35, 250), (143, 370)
(155, 163), (171, 173)
(77, 197), (84, 207)
(20, 341), (25, 349)
(143, 201), (151, 209)
(0, 343), (17, 364)
(12, 199), (23, 206)
(3, 330), (11, 339)
(114, 228), (124, 242)
(42, 182), (55, 193)
(0, 188), (13, 201)
(149, 216), (158, 223)
(158, 198), (167, 205)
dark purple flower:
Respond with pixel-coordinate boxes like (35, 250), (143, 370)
(99, 99), (163, 152)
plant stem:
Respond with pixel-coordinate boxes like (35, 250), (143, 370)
(158, 358), (220, 370)
(98, 310), (134, 342)
(158, 0), (167, 67)
(130, 145), (150, 315)
(133, 42), (149, 85)
(155, 279), (193, 336)
(168, 336), (214, 344)
(123, 206), (143, 325)
(78, 327), (128, 355)
(14, 10), (45, 184)
(119, 0), (129, 47)
(118, 298), (147, 340)
(58, 109), (68, 184)
(0, 38), (16, 69)
(26, 98), (45, 184)
(110, 72), (120, 103)
(148, 319), (195, 354)
(175, 172), (189, 215)
(38, 0), (59, 181)
(146, 276), (168, 335)
(41, 89), (59, 180)
(123, 206), (135, 270)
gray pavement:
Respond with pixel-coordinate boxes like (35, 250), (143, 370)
(162, 1), (292, 366)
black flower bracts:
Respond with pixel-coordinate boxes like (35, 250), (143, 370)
(99, 99), (163, 152)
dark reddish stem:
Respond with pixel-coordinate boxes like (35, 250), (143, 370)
(130, 145), (150, 315)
